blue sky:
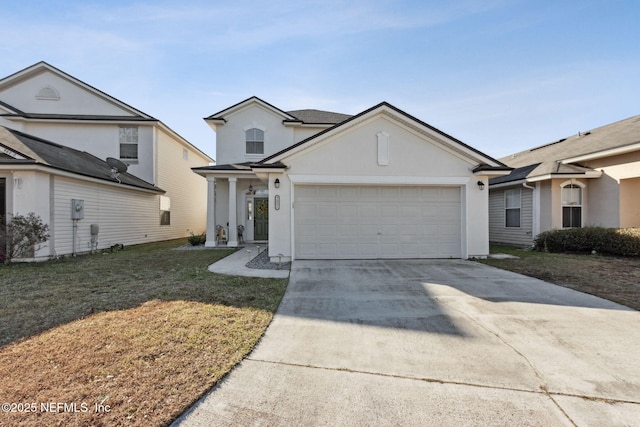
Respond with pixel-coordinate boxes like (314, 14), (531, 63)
(1, 0), (638, 160)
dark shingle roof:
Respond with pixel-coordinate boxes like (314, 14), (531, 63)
(0, 126), (164, 192)
(286, 109), (352, 125)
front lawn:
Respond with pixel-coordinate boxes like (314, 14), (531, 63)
(479, 245), (640, 311)
(0, 240), (288, 426)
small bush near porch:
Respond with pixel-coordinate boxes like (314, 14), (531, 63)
(0, 240), (288, 426)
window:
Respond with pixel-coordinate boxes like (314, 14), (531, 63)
(183, 148), (189, 160)
(119, 127), (138, 160)
(160, 196), (171, 225)
(246, 128), (264, 154)
(562, 183), (582, 228)
(505, 189), (521, 227)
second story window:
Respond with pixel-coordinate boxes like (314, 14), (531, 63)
(246, 128), (264, 155)
(119, 127), (138, 160)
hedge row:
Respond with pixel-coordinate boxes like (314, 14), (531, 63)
(533, 227), (640, 257)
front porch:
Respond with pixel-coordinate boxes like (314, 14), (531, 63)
(195, 164), (271, 249)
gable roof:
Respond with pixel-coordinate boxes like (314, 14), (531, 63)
(493, 114), (640, 185)
(260, 101), (509, 170)
(0, 61), (154, 120)
(0, 126), (164, 193)
(204, 96), (352, 126)
(0, 61), (213, 162)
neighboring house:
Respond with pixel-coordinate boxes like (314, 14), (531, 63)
(0, 62), (213, 259)
(193, 97), (510, 261)
(489, 114), (640, 247)
(0, 126), (164, 260)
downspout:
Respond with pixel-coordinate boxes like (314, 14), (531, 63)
(522, 182), (539, 241)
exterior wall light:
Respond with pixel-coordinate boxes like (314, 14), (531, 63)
(274, 178), (280, 189)
(477, 180), (485, 190)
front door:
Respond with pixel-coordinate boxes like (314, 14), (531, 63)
(254, 198), (269, 240)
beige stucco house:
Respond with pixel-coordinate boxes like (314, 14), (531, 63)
(0, 62), (213, 260)
(194, 97), (510, 261)
(489, 114), (640, 247)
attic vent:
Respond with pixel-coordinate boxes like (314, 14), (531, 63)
(36, 86), (60, 100)
(530, 138), (566, 151)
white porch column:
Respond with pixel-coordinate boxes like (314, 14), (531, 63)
(227, 177), (239, 247)
(205, 176), (217, 247)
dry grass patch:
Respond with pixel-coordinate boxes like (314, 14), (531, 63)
(0, 240), (288, 426)
(480, 245), (640, 311)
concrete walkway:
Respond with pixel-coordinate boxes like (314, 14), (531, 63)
(175, 259), (640, 426)
(207, 244), (289, 278)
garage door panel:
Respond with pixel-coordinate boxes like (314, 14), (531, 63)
(295, 185), (461, 259)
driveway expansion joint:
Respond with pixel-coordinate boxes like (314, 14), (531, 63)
(247, 357), (547, 396)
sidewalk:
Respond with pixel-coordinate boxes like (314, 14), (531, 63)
(208, 244), (290, 278)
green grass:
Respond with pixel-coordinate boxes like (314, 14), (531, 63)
(0, 239), (288, 426)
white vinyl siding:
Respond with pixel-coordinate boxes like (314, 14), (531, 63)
(489, 187), (534, 247)
(155, 128), (209, 236)
(294, 185), (462, 259)
(52, 176), (161, 256)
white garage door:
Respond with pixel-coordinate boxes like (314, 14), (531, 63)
(294, 185), (462, 259)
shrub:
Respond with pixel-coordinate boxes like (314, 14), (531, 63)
(534, 227), (640, 257)
(187, 231), (206, 246)
(0, 212), (51, 263)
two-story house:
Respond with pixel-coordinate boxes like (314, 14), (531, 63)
(0, 62), (213, 260)
(193, 97), (510, 262)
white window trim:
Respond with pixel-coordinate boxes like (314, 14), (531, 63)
(243, 124), (266, 156)
(560, 180), (585, 228)
(119, 126), (139, 161)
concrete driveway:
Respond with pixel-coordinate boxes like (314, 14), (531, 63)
(175, 259), (640, 426)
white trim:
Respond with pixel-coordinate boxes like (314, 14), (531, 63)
(489, 179), (527, 189)
(376, 131), (390, 166)
(0, 164), (162, 194)
(269, 104), (503, 167)
(526, 171), (602, 182)
(523, 182), (540, 238)
(559, 179), (586, 189)
(560, 142), (640, 164)
(560, 179), (585, 228)
(504, 188), (522, 228)
(288, 174), (470, 186)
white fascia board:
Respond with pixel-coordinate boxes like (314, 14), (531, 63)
(288, 174), (470, 186)
(473, 169), (512, 177)
(192, 169), (255, 179)
(526, 170), (603, 182)
(560, 143), (640, 164)
(489, 179), (527, 190)
(4, 116), (155, 126)
(0, 164), (163, 194)
(213, 98), (295, 122)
